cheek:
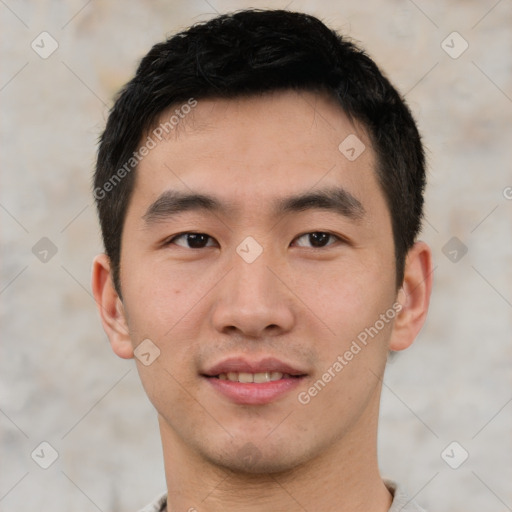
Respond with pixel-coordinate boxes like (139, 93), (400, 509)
(295, 258), (393, 321)
(121, 264), (214, 388)
(292, 259), (396, 371)
(122, 259), (205, 335)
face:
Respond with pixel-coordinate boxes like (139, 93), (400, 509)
(114, 90), (400, 473)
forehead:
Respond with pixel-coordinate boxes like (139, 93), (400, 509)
(132, 89), (382, 216)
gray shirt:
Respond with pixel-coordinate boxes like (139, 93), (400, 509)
(137, 479), (427, 511)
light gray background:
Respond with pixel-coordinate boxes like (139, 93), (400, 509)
(1, 1), (511, 511)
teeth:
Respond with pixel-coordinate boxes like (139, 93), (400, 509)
(254, 372), (271, 383)
(217, 371), (285, 382)
(238, 372), (253, 383)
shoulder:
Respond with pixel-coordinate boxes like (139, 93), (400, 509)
(138, 483), (427, 512)
(385, 479), (428, 512)
(136, 491), (167, 512)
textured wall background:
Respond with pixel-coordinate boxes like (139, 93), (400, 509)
(1, 1), (511, 511)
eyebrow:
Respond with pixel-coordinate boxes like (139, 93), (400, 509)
(142, 186), (365, 225)
(274, 187), (365, 221)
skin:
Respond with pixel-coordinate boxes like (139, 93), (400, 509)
(92, 89), (432, 512)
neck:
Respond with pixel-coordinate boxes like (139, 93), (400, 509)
(159, 389), (392, 512)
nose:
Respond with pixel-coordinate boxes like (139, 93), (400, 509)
(211, 249), (296, 339)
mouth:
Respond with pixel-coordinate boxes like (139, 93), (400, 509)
(201, 357), (307, 405)
(211, 371), (302, 383)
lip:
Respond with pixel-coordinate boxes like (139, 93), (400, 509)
(202, 357), (307, 377)
(205, 376), (304, 405)
(201, 357), (308, 405)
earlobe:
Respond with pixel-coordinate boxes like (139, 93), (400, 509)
(389, 241), (433, 352)
(91, 254), (134, 359)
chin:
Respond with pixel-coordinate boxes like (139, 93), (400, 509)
(206, 441), (312, 476)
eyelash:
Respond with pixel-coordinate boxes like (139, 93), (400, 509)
(166, 231), (345, 249)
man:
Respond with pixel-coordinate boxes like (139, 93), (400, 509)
(92, 9), (432, 512)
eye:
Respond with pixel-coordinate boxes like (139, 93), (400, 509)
(167, 232), (216, 249)
(293, 232), (341, 248)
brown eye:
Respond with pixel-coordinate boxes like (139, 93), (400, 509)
(294, 232), (339, 248)
(170, 233), (215, 249)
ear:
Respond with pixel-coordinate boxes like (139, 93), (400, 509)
(389, 241), (433, 351)
(91, 253), (134, 359)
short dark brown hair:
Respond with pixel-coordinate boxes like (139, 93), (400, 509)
(94, 9), (426, 295)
